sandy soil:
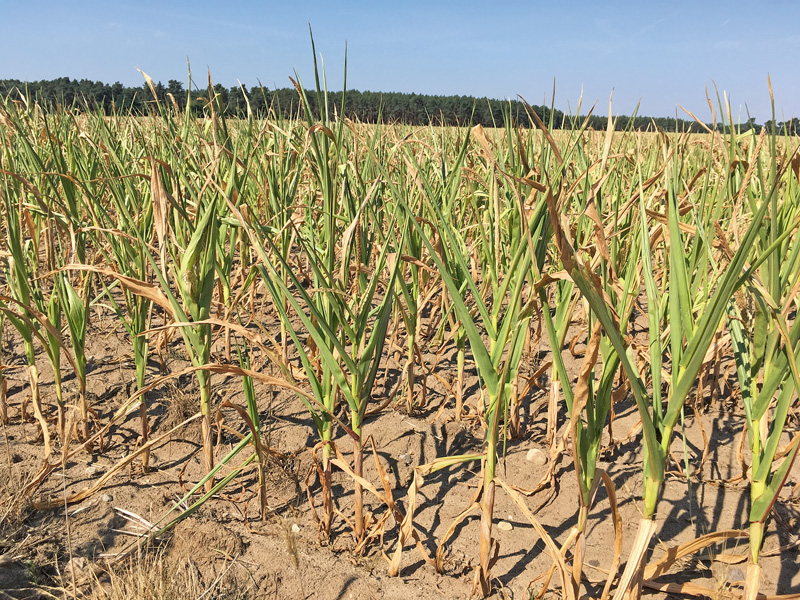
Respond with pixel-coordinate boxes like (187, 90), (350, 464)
(0, 308), (798, 600)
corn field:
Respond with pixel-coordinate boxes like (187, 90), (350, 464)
(0, 66), (799, 600)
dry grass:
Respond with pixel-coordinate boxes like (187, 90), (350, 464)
(91, 547), (251, 600)
(163, 379), (202, 444)
(0, 425), (32, 538)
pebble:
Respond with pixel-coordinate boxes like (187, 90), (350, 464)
(497, 521), (513, 532)
(526, 448), (547, 466)
(291, 524), (301, 533)
(399, 453), (413, 466)
(65, 557), (87, 575)
(101, 494), (113, 502)
(85, 465), (103, 476)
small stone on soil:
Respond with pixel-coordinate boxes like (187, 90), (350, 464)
(291, 523), (301, 533)
(497, 521), (513, 531)
(399, 453), (413, 466)
(65, 557), (87, 576)
(101, 494), (113, 502)
(526, 448), (547, 466)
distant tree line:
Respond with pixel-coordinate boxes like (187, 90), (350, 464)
(0, 76), (791, 134)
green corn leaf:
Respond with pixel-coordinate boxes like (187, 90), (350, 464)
(750, 435), (800, 523)
(402, 203), (500, 399)
(669, 193), (791, 428)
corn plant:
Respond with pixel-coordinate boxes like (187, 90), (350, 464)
(550, 143), (792, 598)
(254, 114), (303, 365)
(393, 191), (427, 415)
(729, 286), (800, 599)
(226, 44), (405, 543)
(508, 107), (644, 596)
(30, 109), (96, 441)
(88, 78), (228, 490)
(0, 169), (57, 453)
(234, 171), (402, 543)
(726, 123), (800, 600)
(232, 334), (269, 518)
(158, 167), (219, 491)
(547, 175), (641, 596)
(399, 126), (548, 596)
(389, 129), (471, 418)
(88, 116), (155, 466)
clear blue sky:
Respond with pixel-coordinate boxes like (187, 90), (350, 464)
(3, 0), (798, 123)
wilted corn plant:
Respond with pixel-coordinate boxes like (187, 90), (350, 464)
(550, 129), (790, 598)
(523, 97), (598, 448)
(231, 333), (270, 518)
(255, 112), (303, 366)
(229, 46), (404, 544)
(726, 121), (800, 600)
(89, 75), (228, 491)
(150, 159), (219, 492)
(24, 105), (96, 441)
(495, 105), (641, 597)
(537, 120), (654, 598)
(398, 122), (553, 596)
(0, 101), (95, 447)
(385, 125), (471, 419)
(0, 162), (60, 454)
(392, 179), (428, 415)
(85, 112), (156, 467)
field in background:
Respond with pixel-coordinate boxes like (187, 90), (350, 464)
(0, 80), (799, 600)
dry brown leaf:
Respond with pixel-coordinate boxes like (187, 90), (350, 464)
(791, 154), (800, 183)
(433, 480), (481, 572)
(137, 69), (158, 102)
(599, 469), (623, 600)
(496, 478), (576, 600)
(471, 124), (495, 165)
(33, 414), (202, 509)
(60, 264), (175, 317)
(612, 518), (657, 600)
(518, 96), (563, 166)
(150, 158), (169, 269)
(644, 529), (746, 580)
